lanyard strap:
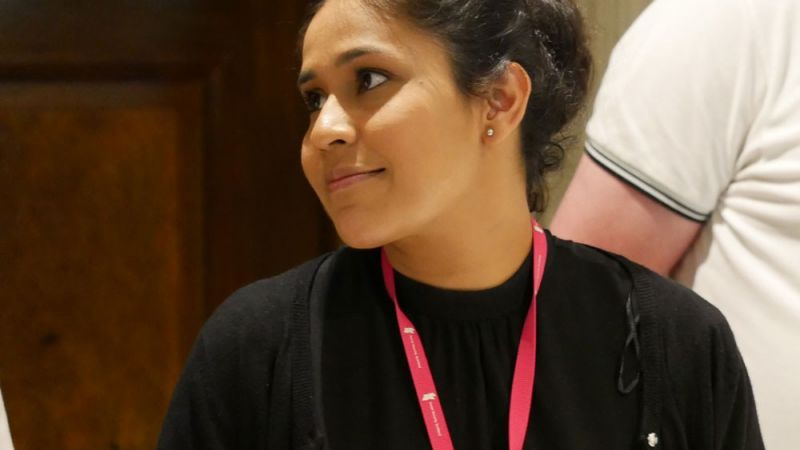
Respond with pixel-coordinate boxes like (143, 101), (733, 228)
(380, 221), (548, 450)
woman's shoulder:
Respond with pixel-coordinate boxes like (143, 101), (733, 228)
(551, 234), (759, 430)
(547, 233), (633, 305)
(199, 247), (372, 348)
(550, 232), (729, 328)
(205, 256), (326, 337)
(552, 235), (746, 389)
(159, 250), (371, 448)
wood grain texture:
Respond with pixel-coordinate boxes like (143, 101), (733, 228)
(0, 83), (205, 450)
(0, 1), (329, 448)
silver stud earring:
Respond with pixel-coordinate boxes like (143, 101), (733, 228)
(486, 127), (495, 137)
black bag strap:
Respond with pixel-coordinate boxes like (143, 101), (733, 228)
(582, 245), (666, 448)
(290, 252), (334, 450)
(625, 260), (666, 449)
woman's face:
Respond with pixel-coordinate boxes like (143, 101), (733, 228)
(299, 0), (487, 248)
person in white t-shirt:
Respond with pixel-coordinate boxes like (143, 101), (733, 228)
(551, 0), (800, 448)
(0, 388), (13, 450)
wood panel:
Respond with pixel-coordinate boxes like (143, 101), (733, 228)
(0, 0), (330, 448)
(0, 82), (205, 449)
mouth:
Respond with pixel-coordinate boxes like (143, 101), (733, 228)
(326, 168), (385, 193)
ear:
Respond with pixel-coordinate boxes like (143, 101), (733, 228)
(482, 62), (532, 144)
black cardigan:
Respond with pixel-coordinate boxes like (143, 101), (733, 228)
(157, 238), (763, 450)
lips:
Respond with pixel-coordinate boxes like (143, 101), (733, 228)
(326, 167), (385, 193)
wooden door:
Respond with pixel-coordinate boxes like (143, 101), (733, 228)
(0, 1), (331, 448)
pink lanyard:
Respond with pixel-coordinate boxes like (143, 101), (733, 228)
(380, 220), (548, 450)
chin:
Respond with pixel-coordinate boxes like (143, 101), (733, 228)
(331, 213), (397, 250)
(334, 224), (388, 249)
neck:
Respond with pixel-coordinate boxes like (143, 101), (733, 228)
(383, 204), (534, 290)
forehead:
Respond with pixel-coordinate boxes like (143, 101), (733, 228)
(301, 0), (439, 67)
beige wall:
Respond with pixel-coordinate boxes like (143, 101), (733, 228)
(540, 0), (652, 224)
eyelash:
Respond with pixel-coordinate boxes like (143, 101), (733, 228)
(302, 69), (390, 113)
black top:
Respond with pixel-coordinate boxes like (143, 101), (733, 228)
(157, 233), (763, 450)
(322, 244), (639, 449)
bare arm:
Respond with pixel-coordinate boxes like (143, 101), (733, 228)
(550, 155), (703, 276)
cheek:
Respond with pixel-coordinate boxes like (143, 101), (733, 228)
(300, 143), (324, 196)
(366, 92), (476, 191)
(364, 91), (446, 167)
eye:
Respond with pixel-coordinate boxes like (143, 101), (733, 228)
(302, 90), (326, 113)
(357, 70), (389, 93)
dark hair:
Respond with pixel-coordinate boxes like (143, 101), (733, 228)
(300, 0), (592, 212)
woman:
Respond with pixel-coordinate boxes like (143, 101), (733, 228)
(158, 0), (763, 449)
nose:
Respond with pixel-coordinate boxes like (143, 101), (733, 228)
(309, 95), (356, 151)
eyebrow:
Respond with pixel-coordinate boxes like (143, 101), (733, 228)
(297, 46), (384, 87)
